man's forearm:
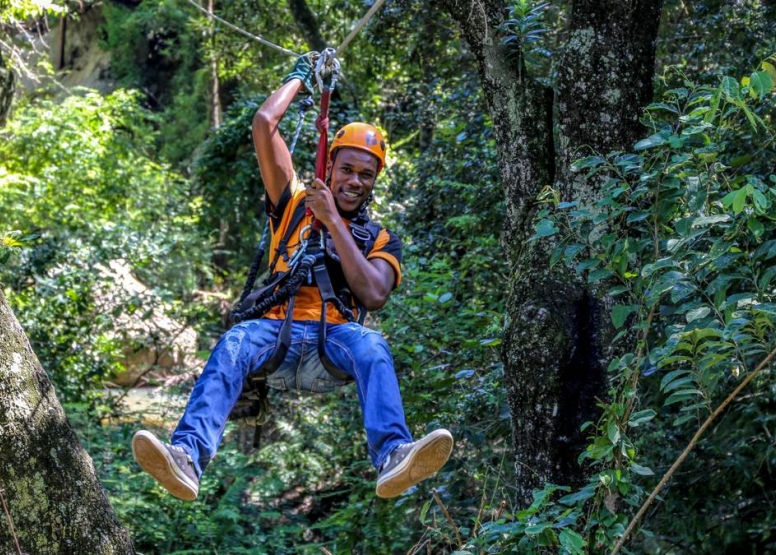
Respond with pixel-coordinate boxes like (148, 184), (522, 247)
(326, 218), (392, 311)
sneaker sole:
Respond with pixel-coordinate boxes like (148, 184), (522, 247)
(376, 429), (453, 499)
(132, 431), (198, 501)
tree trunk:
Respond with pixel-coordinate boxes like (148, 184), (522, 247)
(207, 0), (222, 129)
(0, 49), (14, 127)
(436, 0), (662, 505)
(0, 291), (135, 554)
(287, 0), (328, 52)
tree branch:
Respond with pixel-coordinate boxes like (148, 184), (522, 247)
(610, 344), (776, 555)
(287, 0), (327, 52)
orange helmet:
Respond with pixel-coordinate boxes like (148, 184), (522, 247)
(329, 123), (387, 173)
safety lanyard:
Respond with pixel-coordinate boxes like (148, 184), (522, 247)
(309, 49), (340, 231)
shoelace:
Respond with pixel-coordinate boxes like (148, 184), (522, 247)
(169, 444), (194, 463)
(382, 442), (414, 471)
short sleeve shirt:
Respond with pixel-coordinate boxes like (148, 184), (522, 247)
(263, 176), (402, 324)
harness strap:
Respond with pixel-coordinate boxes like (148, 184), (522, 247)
(231, 295), (297, 448)
(269, 200), (309, 274)
(312, 253), (353, 382)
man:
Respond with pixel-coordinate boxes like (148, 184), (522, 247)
(132, 55), (453, 502)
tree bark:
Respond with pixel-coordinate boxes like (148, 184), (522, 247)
(207, 0), (222, 129)
(0, 49), (14, 127)
(435, 0), (662, 505)
(287, 0), (328, 52)
(0, 291), (135, 554)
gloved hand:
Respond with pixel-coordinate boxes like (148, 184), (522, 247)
(281, 53), (316, 95)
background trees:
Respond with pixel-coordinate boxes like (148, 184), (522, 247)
(1, 0), (775, 553)
(435, 0), (664, 504)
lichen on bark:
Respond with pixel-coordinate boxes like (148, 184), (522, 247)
(436, 0), (663, 505)
(0, 291), (135, 554)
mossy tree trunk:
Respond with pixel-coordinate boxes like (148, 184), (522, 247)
(435, 0), (662, 505)
(0, 291), (135, 554)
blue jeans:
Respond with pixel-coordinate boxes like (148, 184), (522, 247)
(171, 319), (413, 476)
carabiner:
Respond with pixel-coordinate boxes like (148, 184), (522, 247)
(298, 224), (312, 244)
(314, 48), (341, 92)
(286, 225), (312, 268)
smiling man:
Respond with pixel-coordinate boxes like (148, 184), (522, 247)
(131, 55), (453, 502)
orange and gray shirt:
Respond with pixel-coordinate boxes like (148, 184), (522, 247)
(263, 177), (402, 325)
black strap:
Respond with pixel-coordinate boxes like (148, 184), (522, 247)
(269, 201), (309, 274)
(311, 250), (353, 382)
(230, 296), (297, 447)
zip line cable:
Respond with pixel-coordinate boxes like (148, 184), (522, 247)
(182, 0), (300, 57)
(182, 0), (387, 60)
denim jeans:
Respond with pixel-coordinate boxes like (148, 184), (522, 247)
(171, 318), (413, 476)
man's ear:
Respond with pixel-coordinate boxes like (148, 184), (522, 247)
(325, 159), (333, 187)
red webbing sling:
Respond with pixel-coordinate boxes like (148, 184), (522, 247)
(308, 85), (331, 231)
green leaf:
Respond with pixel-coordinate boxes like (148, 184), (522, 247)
(634, 132), (669, 151)
(575, 259), (600, 273)
(752, 189), (770, 212)
(663, 376), (697, 393)
(721, 76), (740, 99)
(747, 217), (764, 238)
(558, 484), (597, 506)
(607, 421), (621, 445)
(753, 303), (776, 316)
(480, 337), (503, 347)
(419, 499), (432, 524)
(611, 304), (638, 329)
(438, 292), (454, 304)
(651, 271), (687, 294)
(763, 61), (776, 81)
(572, 156), (607, 171)
(686, 307), (711, 323)
(673, 414), (697, 427)
(660, 369), (691, 390)
(749, 70), (773, 98)
(631, 463), (655, 476)
(691, 214), (730, 228)
(629, 409), (657, 427)
(525, 522), (553, 535)
(559, 529), (586, 554)
(626, 210), (650, 224)
(732, 187), (748, 214)
(664, 390), (704, 406)
(535, 219), (559, 237)
(588, 268), (614, 283)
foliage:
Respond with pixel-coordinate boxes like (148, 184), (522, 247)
(100, 0), (210, 164)
(192, 96), (271, 280)
(0, 0), (59, 101)
(657, 0), (776, 87)
(0, 230), (25, 267)
(500, 0), (552, 79)
(504, 64), (776, 553)
(0, 89), (208, 401)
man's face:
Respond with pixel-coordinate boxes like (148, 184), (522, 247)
(329, 148), (379, 213)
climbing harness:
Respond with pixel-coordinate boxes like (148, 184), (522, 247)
(228, 52), (382, 448)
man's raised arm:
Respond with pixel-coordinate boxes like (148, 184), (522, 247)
(252, 55), (315, 206)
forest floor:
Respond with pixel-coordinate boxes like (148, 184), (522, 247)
(102, 387), (186, 428)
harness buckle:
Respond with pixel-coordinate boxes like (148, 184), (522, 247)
(350, 224), (371, 243)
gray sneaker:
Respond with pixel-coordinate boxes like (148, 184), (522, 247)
(132, 430), (199, 501)
(375, 429), (453, 498)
